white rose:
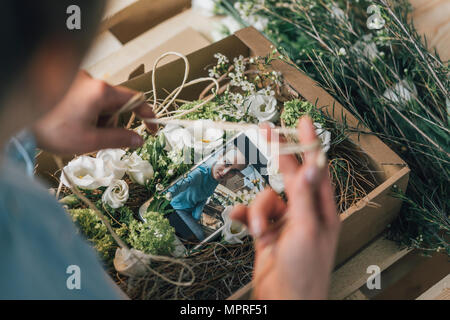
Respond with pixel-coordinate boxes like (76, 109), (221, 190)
(160, 124), (189, 152)
(102, 179), (129, 209)
(383, 79), (417, 105)
(61, 156), (115, 190)
(245, 93), (279, 123)
(221, 206), (248, 244)
(267, 157), (284, 194)
(183, 119), (223, 156)
(96, 149), (127, 179)
(124, 152), (154, 185)
(314, 122), (332, 153)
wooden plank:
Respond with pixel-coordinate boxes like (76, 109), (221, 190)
(81, 30), (123, 70)
(329, 236), (411, 300)
(228, 236), (411, 300)
(109, 0), (191, 44)
(417, 274), (450, 300)
(101, 0), (141, 32)
(106, 28), (210, 85)
(371, 252), (450, 299)
(87, 9), (220, 80)
(86, 21), (210, 81)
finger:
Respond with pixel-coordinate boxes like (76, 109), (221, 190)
(248, 188), (287, 238)
(260, 123), (299, 182)
(93, 83), (138, 114)
(86, 128), (144, 152)
(286, 165), (321, 228)
(133, 103), (157, 133)
(298, 116), (320, 165)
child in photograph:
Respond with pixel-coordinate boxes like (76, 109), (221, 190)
(167, 147), (248, 240)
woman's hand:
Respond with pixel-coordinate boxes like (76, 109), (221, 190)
(231, 116), (341, 300)
(33, 71), (156, 155)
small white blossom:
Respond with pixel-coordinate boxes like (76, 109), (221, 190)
(338, 47), (347, 56)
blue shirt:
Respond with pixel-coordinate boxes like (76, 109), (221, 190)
(168, 163), (219, 220)
(0, 130), (122, 299)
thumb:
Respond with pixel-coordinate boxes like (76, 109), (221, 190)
(88, 128), (144, 151)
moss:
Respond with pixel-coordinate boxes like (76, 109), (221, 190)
(129, 212), (175, 256)
(68, 208), (118, 265)
(281, 99), (325, 127)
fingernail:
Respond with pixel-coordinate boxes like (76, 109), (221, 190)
(131, 135), (144, 147)
(305, 165), (320, 185)
(251, 218), (263, 238)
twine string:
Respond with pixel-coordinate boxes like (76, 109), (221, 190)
(54, 155), (195, 287)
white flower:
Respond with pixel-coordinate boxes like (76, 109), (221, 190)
(267, 157), (284, 193)
(183, 120), (224, 156)
(221, 206), (248, 244)
(160, 124), (189, 152)
(338, 47), (347, 56)
(124, 152), (154, 185)
(245, 92), (279, 123)
(61, 156), (116, 190)
(102, 179), (129, 209)
(156, 184), (164, 192)
(383, 79), (417, 105)
(96, 149), (127, 179)
(314, 122), (332, 153)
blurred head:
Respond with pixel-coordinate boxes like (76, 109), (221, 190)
(211, 147), (248, 182)
(0, 1), (104, 145)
